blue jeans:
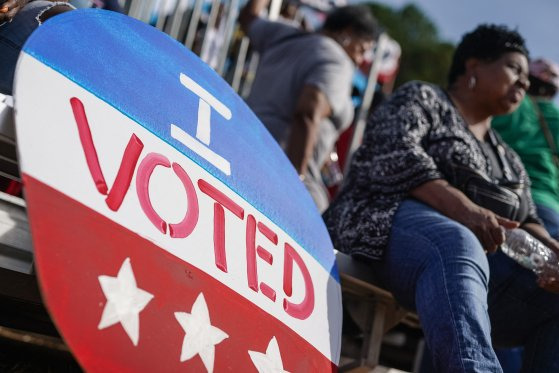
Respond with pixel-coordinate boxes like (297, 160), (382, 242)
(0, 1), (73, 95)
(536, 203), (559, 240)
(371, 199), (559, 372)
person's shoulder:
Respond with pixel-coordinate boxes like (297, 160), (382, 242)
(312, 35), (351, 62)
(396, 80), (443, 96)
(249, 17), (300, 43)
(391, 81), (447, 105)
(251, 17), (296, 31)
(536, 97), (559, 117)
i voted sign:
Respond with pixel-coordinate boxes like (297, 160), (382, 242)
(14, 9), (342, 372)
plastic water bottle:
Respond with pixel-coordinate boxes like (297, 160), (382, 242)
(501, 229), (559, 280)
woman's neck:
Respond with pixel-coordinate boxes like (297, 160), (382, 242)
(447, 86), (492, 141)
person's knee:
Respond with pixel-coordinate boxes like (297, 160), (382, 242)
(536, 204), (559, 240)
(429, 222), (490, 286)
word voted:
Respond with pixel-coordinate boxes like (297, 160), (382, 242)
(69, 75), (314, 321)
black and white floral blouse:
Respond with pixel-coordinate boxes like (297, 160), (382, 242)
(323, 81), (540, 260)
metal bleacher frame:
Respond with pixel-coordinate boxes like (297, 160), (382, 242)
(0, 1), (421, 370)
(0, 113), (421, 371)
(335, 251), (420, 372)
(0, 95), (70, 354)
(124, 6), (422, 371)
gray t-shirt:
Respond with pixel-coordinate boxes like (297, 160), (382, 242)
(246, 18), (355, 211)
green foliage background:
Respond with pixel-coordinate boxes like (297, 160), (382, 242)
(367, 2), (456, 88)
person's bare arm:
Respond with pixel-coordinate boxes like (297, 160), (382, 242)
(413, 180), (559, 292)
(0, 0), (71, 24)
(238, 0), (268, 34)
(521, 222), (559, 293)
(522, 222), (559, 253)
(0, 0), (30, 23)
(410, 179), (519, 253)
(285, 85), (332, 175)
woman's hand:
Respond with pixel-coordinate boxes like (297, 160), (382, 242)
(453, 203), (519, 253)
(0, 0), (30, 24)
(410, 179), (519, 253)
(537, 275), (559, 294)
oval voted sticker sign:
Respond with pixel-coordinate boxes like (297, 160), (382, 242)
(14, 9), (341, 372)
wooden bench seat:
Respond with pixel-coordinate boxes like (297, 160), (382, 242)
(336, 251), (420, 371)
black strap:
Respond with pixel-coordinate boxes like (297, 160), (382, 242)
(487, 129), (515, 182)
(530, 96), (559, 170)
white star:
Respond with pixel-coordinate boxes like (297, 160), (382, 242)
(248, 336), (290, 373)
(174, 293), (228, 373)
(97, 257), (154, 346)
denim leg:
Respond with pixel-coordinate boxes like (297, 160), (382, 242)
(377, 199), (501, 372)
(535, 203), (559, 240)
(0, 1), (73, 95)
(488, 251), (559, 373)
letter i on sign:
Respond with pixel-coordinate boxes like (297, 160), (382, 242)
(171, 73), (232, 176)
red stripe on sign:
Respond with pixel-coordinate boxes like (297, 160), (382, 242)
(23, 174), (336, 372)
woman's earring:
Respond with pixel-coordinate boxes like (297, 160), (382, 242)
(468, 76), (477, 90)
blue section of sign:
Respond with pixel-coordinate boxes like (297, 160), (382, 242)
(22, 10), (339, 280)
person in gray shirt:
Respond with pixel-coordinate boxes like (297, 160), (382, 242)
(239, 2), (379, 212)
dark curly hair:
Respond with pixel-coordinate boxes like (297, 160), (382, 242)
(447, 24), (529, 86)
(322, 5), (379, 40)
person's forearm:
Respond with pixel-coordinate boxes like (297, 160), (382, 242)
(409, 179), (475, 221)
(522, 222), (559, 253)
(287, 85), (330, 175)
(410, 179), (519, 252)
(0, 0), (31, 23)
(285, 115), (318, 175)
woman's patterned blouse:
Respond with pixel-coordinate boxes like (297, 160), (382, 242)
(323, 81), (539, 260)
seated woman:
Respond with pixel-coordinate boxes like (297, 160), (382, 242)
(1, 0), (74, 95)
(324, 24), (559, 372)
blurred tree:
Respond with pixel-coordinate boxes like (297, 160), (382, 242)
(368, 2), (455, 88)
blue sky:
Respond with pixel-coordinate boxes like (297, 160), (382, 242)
(363, 0), (559, 104)
(369, 0), (559, 65)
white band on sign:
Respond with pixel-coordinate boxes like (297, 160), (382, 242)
(172, 73), (233, 175)
(179, 73), (232, 120)
(170, 124), (231, 176)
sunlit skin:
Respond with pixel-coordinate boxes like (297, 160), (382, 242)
(0, 0), (72, 24)
(447, 51), (530, 141)
(339, 33), (375, 66)
(321, 28), (375, 66)
(473, 51), (530, 116)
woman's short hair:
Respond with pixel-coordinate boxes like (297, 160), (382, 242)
(323, 5), (379, 40)
(447, 24), (529, 86)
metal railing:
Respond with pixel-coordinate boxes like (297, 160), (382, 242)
(119, 0), (384, 169)
(121, 0), (262, 96)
